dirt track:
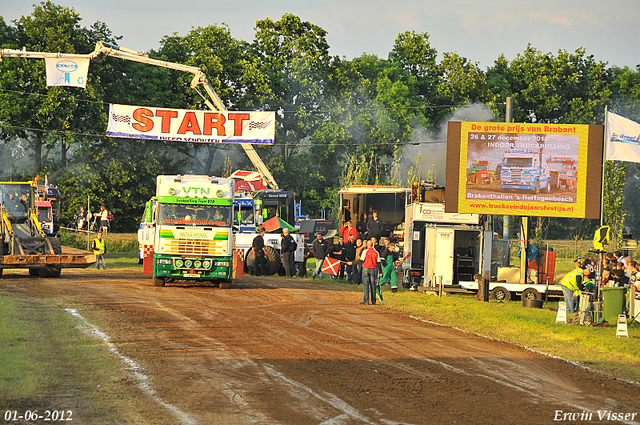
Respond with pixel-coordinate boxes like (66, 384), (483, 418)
(3, 270), (640, 425)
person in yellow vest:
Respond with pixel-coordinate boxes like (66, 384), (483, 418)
(92, 231), (107, 270)
(560, 259), (583, 323)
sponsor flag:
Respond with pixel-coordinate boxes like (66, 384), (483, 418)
(45, 57), (89, 88)
(593, 226), (610, 252)
(605, 111), (640, 162)
(322, 257), (341, 275)
(106, 104), (275, 144)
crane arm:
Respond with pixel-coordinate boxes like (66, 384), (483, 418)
(0, 41), (279, 189)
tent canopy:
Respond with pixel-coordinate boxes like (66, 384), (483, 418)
(258, 216), (296, 233)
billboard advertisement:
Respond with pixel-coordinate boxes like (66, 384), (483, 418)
(445, 122), (603, 219)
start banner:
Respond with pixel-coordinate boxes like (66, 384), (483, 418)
(106, 104), (275, 144)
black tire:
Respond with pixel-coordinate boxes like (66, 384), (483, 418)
(245, 248), (256, 275)
(521, 288), (542, 301)
(29, 268), (38, 276)
(48, 237), (62, 254)
(46, 267), (61, 278)
(152, 275), (165, 287)
(219, 280), (232, 289)
(490, 286), (511, 302)
(263, 246), (282, 276)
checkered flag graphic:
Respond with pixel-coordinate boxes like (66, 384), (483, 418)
(112, 113), (131, 125)
(248, 120), (271, 130)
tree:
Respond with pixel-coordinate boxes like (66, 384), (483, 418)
(0, 1), (116, 174)
(486, 45), (612, 124)
(603, 161), (627, 250)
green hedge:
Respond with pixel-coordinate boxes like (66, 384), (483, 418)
(58, 230), (138, 253)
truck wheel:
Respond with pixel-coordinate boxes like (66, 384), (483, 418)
(29, 268), (38, 276)
(245, 248), (256, 274)
(521, 288), (542, 300)
(219, 280), (232, 289)
(152, 275), (165, 287)
(490, 286), (511, 302)
(263, 246), (282, 276)
(48, 237), (62, 254)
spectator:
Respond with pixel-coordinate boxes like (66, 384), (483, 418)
(280, 228), (296, 278)
(343, 234), (357, 283)
(311, 233), (329, 279)
(252, 229), (266, 276)
(329, 236), (345, 280)
(559, 259), (583, 324)
(356, 214), (368, 239)
(359, 239), (380, 305)
(380, 242), (398, 292)
(340, 220), (359, 241)
(99, 206), (109, 235)
(298, 244), (310, 278)
(92, 231), (107, 270)
(354, 238), (364, 284)
(367, 210), (383, 241)
(75, 206), (88, 230)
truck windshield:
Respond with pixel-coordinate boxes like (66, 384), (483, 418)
(38, 207), (52, 222)
(1, 184), (31, 219)
(234, 205), (254, 225)
(159, 204), (231, 227)
(504, 158), (532, 167)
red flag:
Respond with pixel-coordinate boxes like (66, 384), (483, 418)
(322, 257), (340, 275)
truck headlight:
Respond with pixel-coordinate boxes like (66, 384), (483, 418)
(202, 260), (211, 269)
(175, 259), (184, 268)
(184, 259), (193, 268)
(215, 261), (230, 267)
(194, 260), (202, 268)
(158, 259), (172, 265)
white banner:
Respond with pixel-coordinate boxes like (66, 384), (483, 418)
(106, 104), (275, 144)
(605, 111), (640, 163)
(45, 57), (89, 88)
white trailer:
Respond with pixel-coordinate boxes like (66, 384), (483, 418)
(402, 202), (492, 289)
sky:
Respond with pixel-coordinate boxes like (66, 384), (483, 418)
(2, 0), (639, 70)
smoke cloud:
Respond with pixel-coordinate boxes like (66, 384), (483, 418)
(396, 103), (497, 187)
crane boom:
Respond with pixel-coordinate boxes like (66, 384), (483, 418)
(0, 41), (279, 189)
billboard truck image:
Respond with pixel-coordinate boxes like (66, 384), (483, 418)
(500, 149), (549, 193)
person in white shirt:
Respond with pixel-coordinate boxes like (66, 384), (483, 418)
(99, 205), (109, 235)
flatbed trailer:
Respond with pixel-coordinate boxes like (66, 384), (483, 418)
(458, 280), (564, 301)
(0, 253), (96, 273)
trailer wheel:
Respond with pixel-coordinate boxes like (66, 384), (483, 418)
(152, 275), (165, 287)
(521, 288), (542, 300)
(46, 267), (61, 278)
(490, 286), (511, 302)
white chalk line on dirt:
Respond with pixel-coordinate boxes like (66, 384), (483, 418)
(64, 308), (198, 425)
(409, 315), (640, 425)
(263, 364), (416, 425)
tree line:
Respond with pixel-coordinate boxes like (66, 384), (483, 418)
(1, 1), (639, 240)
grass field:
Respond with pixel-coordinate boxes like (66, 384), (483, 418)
(0, 294), (169, 423)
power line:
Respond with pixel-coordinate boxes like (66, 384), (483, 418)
(0, 123), (446, 148)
